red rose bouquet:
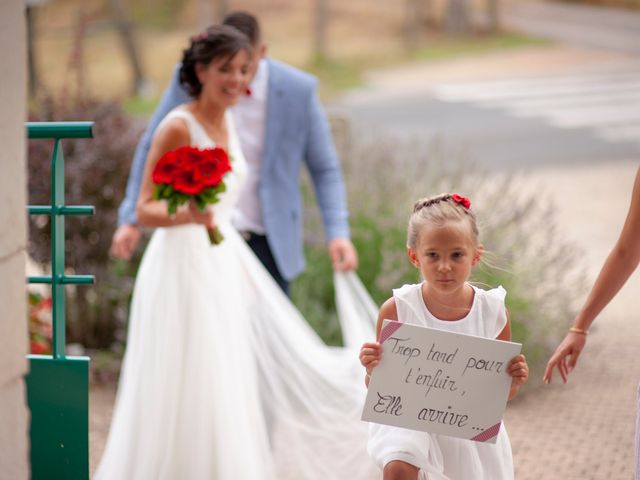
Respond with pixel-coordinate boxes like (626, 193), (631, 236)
(152, 145), (232, 244)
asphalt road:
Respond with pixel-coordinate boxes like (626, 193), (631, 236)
(338, 93), (640, 171)
(334, 1), (640, 172)
(504, 0), (640, 56)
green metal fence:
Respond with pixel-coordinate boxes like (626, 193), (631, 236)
(26, 121), (95, 480)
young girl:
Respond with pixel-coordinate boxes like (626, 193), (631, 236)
(359, 193), (529, 480)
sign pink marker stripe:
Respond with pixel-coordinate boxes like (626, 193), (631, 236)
(471, 422), (501, 442)
(379, 320), (403, 344)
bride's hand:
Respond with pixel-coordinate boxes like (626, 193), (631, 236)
(189, 202), (215, 227)
(177, 202), (215, 228)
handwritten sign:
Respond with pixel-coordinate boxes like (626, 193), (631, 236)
(361, 320), (521, 443)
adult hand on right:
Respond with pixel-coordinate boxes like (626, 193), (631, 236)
(543, 331), (587, 385)
(110, 224), (142, 261)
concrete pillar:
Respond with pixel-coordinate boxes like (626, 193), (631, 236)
(0, 0), (30, 479)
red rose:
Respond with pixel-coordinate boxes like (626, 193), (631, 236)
(152, 150), (181, 184)
(172, 167), (206, 195)
(176, 145), (202, 168)
(196, 148), (232, 187)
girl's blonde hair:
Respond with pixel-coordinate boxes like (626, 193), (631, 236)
(407, 193), (479, 248)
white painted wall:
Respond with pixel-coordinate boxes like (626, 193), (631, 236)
(0, 0), (30, 478)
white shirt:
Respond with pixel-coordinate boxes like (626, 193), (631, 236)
(231, 59), (269, 234)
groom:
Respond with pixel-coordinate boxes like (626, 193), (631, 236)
(111, 11), (357, 293)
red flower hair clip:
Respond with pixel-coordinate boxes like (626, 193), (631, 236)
(451, 194), (471, 209)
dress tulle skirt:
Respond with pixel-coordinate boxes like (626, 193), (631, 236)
(95, 223), (379, 479)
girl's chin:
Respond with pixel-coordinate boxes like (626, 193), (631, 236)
(429, 282), (462, 293)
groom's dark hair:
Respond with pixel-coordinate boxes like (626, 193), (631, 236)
(222, 11), (261, 46)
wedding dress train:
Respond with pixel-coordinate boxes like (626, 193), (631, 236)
(95, 107), (379, 479)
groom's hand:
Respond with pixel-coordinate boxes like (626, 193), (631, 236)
(328, 238), (358, 271)
(110, 224), (142, 261)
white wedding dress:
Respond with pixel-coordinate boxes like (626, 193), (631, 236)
(95, 108), (379, 480)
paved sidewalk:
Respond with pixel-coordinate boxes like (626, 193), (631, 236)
(504, 161), (640, 480)
(89, 383), (115, 475)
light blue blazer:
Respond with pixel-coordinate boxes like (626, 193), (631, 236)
(118, 58), (350, 280)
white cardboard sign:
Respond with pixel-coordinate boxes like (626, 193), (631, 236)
(361, 320), (521, 443)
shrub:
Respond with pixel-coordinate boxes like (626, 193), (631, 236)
(28, 291), (53, 355)
(27, 96), (145, 349)
(292, 127), (585, 386)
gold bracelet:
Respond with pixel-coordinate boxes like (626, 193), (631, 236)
(569, 326), (588, 335)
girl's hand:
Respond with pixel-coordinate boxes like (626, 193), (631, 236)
(543, 331), (587, 384)
(360, 342), (382, 371)
(360, 342), (382, 387)
(507, 354), (528, 397)
(360, 341), (382, 371)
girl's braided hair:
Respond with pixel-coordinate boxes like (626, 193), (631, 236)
(408, 193), (479, 248)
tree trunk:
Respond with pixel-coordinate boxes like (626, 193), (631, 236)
(197, 0), (228, 30)
(108, 0), (147, 97)
(216, 0), (228, 22)
(197, 0), (213, 31)
(445, 0), (472, 35)
(404, 0), (425, 50)
(424, 0), (437, 27)
(313, 0), (328, 59)
(487, 0), (500, 33)
(26, 6), (39, 97)
(68, 10), (88, 100)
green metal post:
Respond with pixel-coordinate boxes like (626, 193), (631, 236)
(51, 139), (65, 358)
(25, 121), (95, 480)
(26, 121), (93, 139)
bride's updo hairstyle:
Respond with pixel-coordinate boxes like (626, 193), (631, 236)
(179, 24), (252, 98)
(407, 193), (479, 249)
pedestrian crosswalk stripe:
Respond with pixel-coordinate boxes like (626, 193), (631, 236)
(430, 68), (640, 146)
(505, 91), (640, 112)
(599, 125), (640, 143)
(434, 80), (640, 102)
(547, 104), (640, 128)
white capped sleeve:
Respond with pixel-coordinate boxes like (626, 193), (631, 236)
(476, 286), (508, 338)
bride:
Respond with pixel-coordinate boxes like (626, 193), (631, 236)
(95, 25), (378, 479)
